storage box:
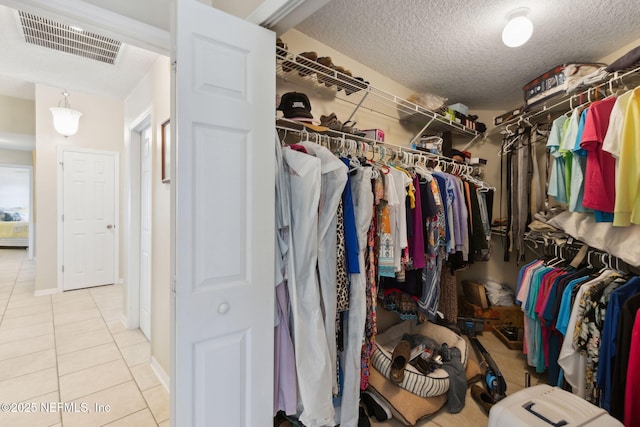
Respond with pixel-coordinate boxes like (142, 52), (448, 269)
(462, 280), (489, 308)
(489, 384), (623, 427)
(494, 107), (523, 126)
(523, 65), (566, 107)
(493, 325), (524, 350)
(459, 299), (523, 332)
(362, 128), (384, 142)
(448, 103), (469, 116)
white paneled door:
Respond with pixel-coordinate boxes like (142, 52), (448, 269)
(62, 149), (117, 291)
(172, 1), (275, 426)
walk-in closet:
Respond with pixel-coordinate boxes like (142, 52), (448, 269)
(270, 2), (640, 426)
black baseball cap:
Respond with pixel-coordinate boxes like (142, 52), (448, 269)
(277, 92), (314, 119)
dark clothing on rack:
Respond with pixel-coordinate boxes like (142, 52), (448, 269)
(611, 292), (640, 420)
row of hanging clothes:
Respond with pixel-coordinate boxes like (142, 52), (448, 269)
(498, 119), (549, 265)
(516, 238), (640, 427)
(273, 124), (494, 427)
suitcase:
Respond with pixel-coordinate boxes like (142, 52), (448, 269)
(488, 384), (622, 427)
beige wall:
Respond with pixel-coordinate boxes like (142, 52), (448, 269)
(124, 56), (171, 376)
(0, 149), (32, 166)
(34, 84), (124, 292)
(0, 95), (35, 136)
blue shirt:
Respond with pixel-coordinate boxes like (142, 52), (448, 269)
(597, 276), (640, 411)
(341, 158), (359, 274)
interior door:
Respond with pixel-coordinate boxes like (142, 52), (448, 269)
(172, 1), (275, 426)
(140, 126), (152, 339)
(62, 149), (117, 291)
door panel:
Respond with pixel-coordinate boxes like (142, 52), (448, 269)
(172, 1), (275, 426)
(63, 150), (117, 290)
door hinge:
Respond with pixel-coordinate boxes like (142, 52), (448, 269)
(59, 161), (64, 169)
(171, 275), (176, 294)
(172, 60), (177, 72)
(62, 265), (64, 273)
(61, 214), (64, 222)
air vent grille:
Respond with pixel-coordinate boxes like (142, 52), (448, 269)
(18, 11), (121, 65)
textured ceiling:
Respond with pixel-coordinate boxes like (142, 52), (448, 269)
(296, 0), (640, 110)
(0, 5), (159, 100)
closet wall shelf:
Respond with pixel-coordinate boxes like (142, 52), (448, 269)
(276, 49), (479, 138)
(489, 62), (640, 137)
(276, 117), (481, 172)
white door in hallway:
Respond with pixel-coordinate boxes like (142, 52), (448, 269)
(172, 1), (275, 426)
(62, 149), (118, 291)
(140, 126), (152, 339)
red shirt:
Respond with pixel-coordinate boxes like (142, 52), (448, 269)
(580, 97), (617, 212)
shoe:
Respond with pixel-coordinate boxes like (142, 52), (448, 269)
(320, 113), (342, 131)
(276, 38), (287, 58)
(358, 407), (371, 427)
(295, 51), (319, 77)
(390, 340), (411, 383)
(361, 390), (391, 421)
(413, 356), (433, 375)
(316, 57), (334, 86)
(471, 384), (496, 414)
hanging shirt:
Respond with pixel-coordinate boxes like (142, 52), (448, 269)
(598, 277), (640, 412)
(568, 108), (591, 213)
(580, 97), (617, 214)
(560, 109), (582, 203)
(624, 308), (640, 427)
(614, 87), (640, 226)
(547, 115), (569, 204)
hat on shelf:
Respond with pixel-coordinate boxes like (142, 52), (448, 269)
(277, 91), (328, 132)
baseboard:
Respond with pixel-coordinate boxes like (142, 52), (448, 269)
(150, 356), (170, 392)
(34, 288), (59, 297)
(120, 313), (132, 330)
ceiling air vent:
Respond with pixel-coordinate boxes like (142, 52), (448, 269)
(18, 11), (121, 65)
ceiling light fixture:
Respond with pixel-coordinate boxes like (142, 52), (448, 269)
(49, 90), (82, 137)
(502, 8), (533, 48)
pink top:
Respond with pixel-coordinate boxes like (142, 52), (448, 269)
(624, 308), (640, 427)
(580, 97), (617, 212)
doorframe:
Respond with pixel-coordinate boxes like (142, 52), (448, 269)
(0, 163), (34, 259)
(56, 146), (120, 293)
(123, 109), (152, 330)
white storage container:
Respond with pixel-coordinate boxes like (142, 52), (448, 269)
(488, 385), (622, 427)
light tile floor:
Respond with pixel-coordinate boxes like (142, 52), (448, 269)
(0, 248), (170, 427)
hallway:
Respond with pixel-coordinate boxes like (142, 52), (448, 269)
(0, 248), (169, 426)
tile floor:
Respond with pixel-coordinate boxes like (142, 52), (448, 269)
(0, 248), (170, 427)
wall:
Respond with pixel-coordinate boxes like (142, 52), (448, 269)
(124, 56), (171, 377)
(0, 149), (32, 166)
(34, 84), (124, 292)
(0, 94), (35, 135)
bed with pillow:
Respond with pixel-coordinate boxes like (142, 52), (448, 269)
(0, 208), (29, 247)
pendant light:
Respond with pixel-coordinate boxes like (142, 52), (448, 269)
(50, 90), (82, 137)
(502, 8), (533, 48)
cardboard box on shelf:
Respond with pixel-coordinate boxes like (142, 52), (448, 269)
(459, 298), (523, 332)
(462, 280), (489, 308)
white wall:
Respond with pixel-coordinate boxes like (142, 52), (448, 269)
(124, 56), (171, 377)
(34, 84), (124, 292)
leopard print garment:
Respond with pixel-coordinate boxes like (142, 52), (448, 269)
(336, 200), (349, 313)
